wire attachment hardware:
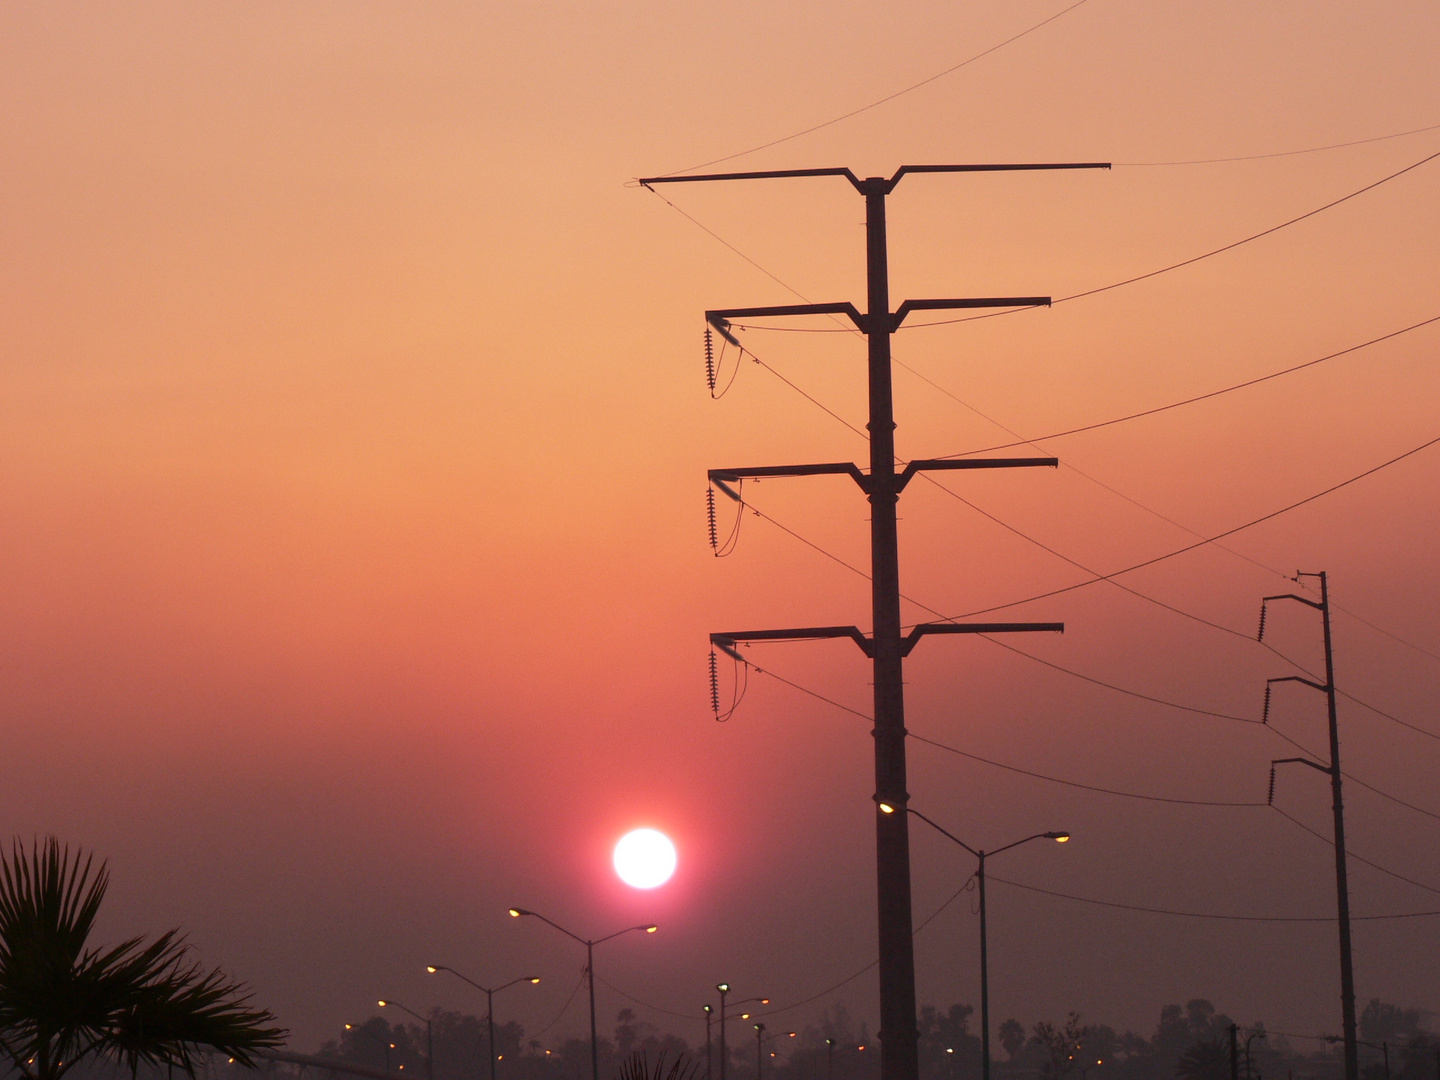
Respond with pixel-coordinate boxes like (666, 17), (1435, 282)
(1268, 763), (1277, 805)
(1257, 602), (1268, 642)
(704, 326), (716, 393)
(706, 486), (718, 550)
(708, 650), (720, 717)
(1262, 684), (1272, 723)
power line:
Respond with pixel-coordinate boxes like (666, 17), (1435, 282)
(593, 975), (697, 1021)
(532, 969), (590, 1039)
(904, 146), (1440, 328)
(985, 871), (1440, 923)
(1269, 804), (1440, 898)
(937, 430), (1440, 619)
(939, 313), (1440, 458)
(654, 0), (1094, 177)
(1117, 122), (1440, 166)
(907, 731), (1265, 806)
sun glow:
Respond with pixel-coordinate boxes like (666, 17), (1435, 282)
(613, 828), (677, 889)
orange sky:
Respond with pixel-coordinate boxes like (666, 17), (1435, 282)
(2, 0), (1439, 1053)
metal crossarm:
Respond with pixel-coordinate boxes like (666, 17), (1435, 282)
(711, 626), (874, 657)
(710, 463), (869, 491)
(901, 621), (1064, 657)
(897, 457), (1057, 490)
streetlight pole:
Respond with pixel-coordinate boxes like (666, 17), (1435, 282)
(509, 908), (657, 1080)
(887, 804), (1068, 1080)
(378, 1000), (433, 1080)
(1244, 1031), (1266, 1080)
(755, 1026), (797, 1080)
(346, 1024), (396, 1076)
(704, 1006), (714, 1080)
(426, 966), (540, 1080)
(825, 1040), (834, 1080)
(714, 986), (769, 1080)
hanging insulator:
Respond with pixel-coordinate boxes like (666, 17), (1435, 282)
(1257, 603), (1267, 641)
(708, 651), (720, 716)
(1267, 764), (1277, 805)
(1262, 684), (1272, 723)
(706, 486), (718, 550)
(704, 327), (716, 392)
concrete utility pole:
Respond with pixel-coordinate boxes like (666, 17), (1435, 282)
(641, 161), (1108, 1080)
(1262, 571), (1357, 1080)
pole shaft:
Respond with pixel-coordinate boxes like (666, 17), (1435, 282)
(427, 1021), (434, 1080)
(865, 180), (920, 1080)
(979, 854), (990, 1080)
(707, 1015), (713, 1080)
(488, 992), (497, 1080)
(1319, 573), (1358, 1080)
(1230, 1025), (1238, 1080)
(588, 942), (599, 1080)
(720, 991), (728, 1080)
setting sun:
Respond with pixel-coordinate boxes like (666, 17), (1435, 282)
(613, 829), (677, 889)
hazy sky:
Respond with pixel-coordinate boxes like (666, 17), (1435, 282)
(3, 0), (1439, 1055)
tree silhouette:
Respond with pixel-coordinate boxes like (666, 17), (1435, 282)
(0, 838), (285, 1080)
(1175, 1039), (1228, 1080)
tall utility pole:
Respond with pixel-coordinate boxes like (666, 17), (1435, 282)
(1261, 571), (1356, 1080)
(641, 162), (1108, 1080)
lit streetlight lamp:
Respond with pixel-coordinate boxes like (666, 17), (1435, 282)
(881, 802), (1069, 1080)
(378, 999), (434, 1080)
(509, 908), (656, 1080)
(426, 966), (539, 1080)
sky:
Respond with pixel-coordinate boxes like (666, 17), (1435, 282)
(2, 0), (1440, 1056)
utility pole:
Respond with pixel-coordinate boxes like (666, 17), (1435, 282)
(1261, 571), (1357, 1080)
(1230, 1025), (1239, 1080)
(641, 162), (1107, 1080)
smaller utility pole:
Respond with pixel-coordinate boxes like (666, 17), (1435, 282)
(1229, 1025), (1239, 1080)
(1260, 571), (1356, 1080)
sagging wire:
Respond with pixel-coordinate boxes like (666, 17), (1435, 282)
(709, 641), (750, 722)
(708, 477), (744, 557)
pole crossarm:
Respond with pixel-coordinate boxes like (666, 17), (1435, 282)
(890, 297), (1049, 330)
(711, 621), (1062, 660)
(710, 462), (870, 491)
(1273, 756), (1334, 777)
(712, 626), (874, 657)
(1263, 592), (1324, 610)
(901, 621), (1063, 657)
(897, 457), (1057, 491)
(708, 304), (863, 337)
(707, 297), (1051, 338)
(1269, 674), (1330, 694)
(638, 162), (1111, 195)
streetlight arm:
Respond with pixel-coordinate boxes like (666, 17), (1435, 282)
(494, 975), (540, 994)
(510, 908), (591, 948)
(988, 833), (1065, 859)
(906, 808), (980, 858)
(429, 966), (489, 994)
(378, 1000), (427, 1025)
(592, 924), (658, 946)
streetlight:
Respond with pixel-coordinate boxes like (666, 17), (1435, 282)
(881, 802), (1068, 1080)
(509, 908), (656, 1080)
(1244, 1030), (1266, 1080)
(345, 1023), (397, 1075)
(378, 999), (434, 1080)
(754, 1026), (796, 1080)
(426, 966), (540, 1080)
(715, 985), (770, 1080)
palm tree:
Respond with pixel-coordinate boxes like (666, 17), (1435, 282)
(0, 837), (286, 1080)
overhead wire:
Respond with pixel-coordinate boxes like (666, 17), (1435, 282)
(531, 968), (590, 1039)
(1268, 804), (1440, 898)
(907, 731), (1266, 806)
(655, 0), (1094, 177)
(985, 872), (1440, 923)
(903, 146), (1440, 328)
(1117, 121), (1440, 166)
